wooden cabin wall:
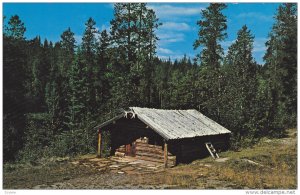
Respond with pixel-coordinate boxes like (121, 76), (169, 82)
(169, 134), (230, 163)
(102, 117), (230, 166)
(115, 138), (176, 167)
(104, 118), (164, 156)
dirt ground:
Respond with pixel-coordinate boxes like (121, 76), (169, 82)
(3, 154), (239, 189)
(3, 128), (297, 189)
(30, 156), (239, 189)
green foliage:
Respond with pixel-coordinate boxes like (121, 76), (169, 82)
(194, 3), (227, 67)
(50, 127), (95, 157)
(19, 113), (53, 161)
(65, 55), (86, 130)
(5, 15), (26, 39)
(3, 4), (297, 162)
(193, 3), (227, 121)
(263, 3), (297, 130)
(221, 25), (259, 144)
(3, 17), (27, 161)
(101, 130), (112, 157)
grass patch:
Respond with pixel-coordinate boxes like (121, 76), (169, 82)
(3, 129), (297, 189)
(210, 129), (297, 189)
(3, 157), (98, 189)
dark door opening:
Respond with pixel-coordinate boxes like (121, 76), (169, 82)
(125, 142), (136, 157)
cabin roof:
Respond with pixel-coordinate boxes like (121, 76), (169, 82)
(94, 107), (231, 140)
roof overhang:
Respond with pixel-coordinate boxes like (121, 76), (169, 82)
(93, 107), (232, 141)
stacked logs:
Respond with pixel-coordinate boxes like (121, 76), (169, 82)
(135, 138), (176, 167)
(115, 145), (126, 157)
(114, 138), (176, 167)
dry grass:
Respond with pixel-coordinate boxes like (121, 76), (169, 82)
(211, 128), (297, 189)
(3, 159), (98, 189)
(3, 128), (297, 189)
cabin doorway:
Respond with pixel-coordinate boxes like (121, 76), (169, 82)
(125, 142), (136, 157)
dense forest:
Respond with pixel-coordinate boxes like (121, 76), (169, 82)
(3, 3), (297, 162)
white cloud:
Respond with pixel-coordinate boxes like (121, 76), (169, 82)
(149, 4), (203, 18)
(253, 38), (268, 52)
(236, 12), (273, 22)
(160, 22), (191, 31)
(157, 32), (185, 45)
(157, 47), (174, 55)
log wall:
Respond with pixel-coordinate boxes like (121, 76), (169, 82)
(115, 137), (176, 167)
(106, 117), (230, 166)
(169, 134), (230, 163)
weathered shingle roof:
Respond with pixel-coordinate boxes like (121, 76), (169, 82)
(95, 107), (231, 140)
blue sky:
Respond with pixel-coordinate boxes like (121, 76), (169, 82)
(3, 3), (281, 64)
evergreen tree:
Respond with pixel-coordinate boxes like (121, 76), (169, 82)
(65, 54), (86, 130)
(81, 17), (99, 115)
(59, 27), (76, 73)
(222, 25), (259, 144)
(110, 3), (139, 70)
(264, 3), (297, 130)
(138, 6), (161, 107)
(110, 3), (160, 107)
(96, 29), (111, 111)
(45, 42), (65, 133)
(25, 37), (43, 112)
(193, 3), (227, 120)
(3, 15), (27, 161)
(5, 15), (26, 40)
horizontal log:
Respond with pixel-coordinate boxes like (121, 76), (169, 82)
(135, 150), (175, 159)
(135, 154), (176, 164)
(135, 146), (172, 155)
(116, 148), (126, 153)
(135, 139), (149, 143)
(167, 156), (176, 160)
(136, 142), (163, 150)
(135, 151), (163, 160)
(135, 155), (165, 163)
(115, 151), (125, 157)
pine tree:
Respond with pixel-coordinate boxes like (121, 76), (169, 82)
(222, 25), (258, 144)
(81, 17), (99, 115)
(110, 3), (139, 70)
(65, 54), (86, 130)
(140, 8), (161, 106)
(110, 3), (160, 107)
(25, 37), (43, 112)
(59, 27), (76, 74)
(3, 15), (27, 161)
(264, 3), (297, 130)
(45, 42), (65, 133)
(193, 3), (227, 121)
(5, 15), (26, 40)
(96, 29), (111, 111)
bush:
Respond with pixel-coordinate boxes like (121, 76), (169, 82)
(49, 128), (95, 157)
(18, 113), (53, 162)
(101, 130), (111, 157)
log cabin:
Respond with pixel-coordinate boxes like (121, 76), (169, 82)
(94, 107), (231, 167)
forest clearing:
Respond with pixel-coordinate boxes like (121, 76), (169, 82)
(3, 128), (296, 189)
(3, 3), (297, 191)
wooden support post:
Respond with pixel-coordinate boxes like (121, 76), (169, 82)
(164, 141), (168, 168)
(97, 129), (102, 158)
